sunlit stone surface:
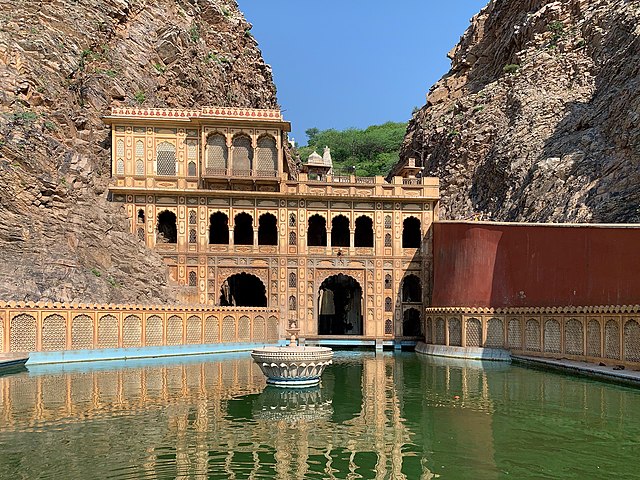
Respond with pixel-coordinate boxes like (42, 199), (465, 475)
(251, 345), (333, 387)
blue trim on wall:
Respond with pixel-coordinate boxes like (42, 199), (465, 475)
(26, 341), (285, 366)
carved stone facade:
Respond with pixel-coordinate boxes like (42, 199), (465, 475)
(106, 106), (440, 342)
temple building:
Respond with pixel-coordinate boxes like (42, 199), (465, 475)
(105, 106), (439, 347)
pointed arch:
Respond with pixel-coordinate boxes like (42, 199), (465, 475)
(308, 214), (327, 246)
(354, 215), (373, 247)
(258, 213), (278, 245)
(402, 216), (421, 248)
(331, 215), (350, 247)
(209, 211), (229, 244)
(234, 212), (254, 245)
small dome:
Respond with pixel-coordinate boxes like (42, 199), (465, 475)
(307, 150), (323, 165)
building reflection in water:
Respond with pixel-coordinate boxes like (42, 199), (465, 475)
(0, 353), (420, 478)
(5, 353), (636, 479)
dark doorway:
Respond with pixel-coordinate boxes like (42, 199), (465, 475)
(220, 273), (267, 307)
(308, 214), (327, 246)
(157, 210), (177, 243)
(403, 308), (422, 336)
(318, 274), (363, 335)
(137, 209), (145, 224)
(331, 215), (350, 247)
(209, 212), (229, 244)
(402, 274), (422, 303)
(402, 216), (421, 248)
(258, 213), (278, 245)
(354, 216), (373, 247)
(234, 213), (253, 245)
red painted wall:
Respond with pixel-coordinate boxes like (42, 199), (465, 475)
(432, 222), (640, 308)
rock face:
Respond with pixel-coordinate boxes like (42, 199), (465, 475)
(0, 0), (280, 303)
(398, 0), (640, 222)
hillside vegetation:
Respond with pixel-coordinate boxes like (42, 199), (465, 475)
(298, 122), (407, 177)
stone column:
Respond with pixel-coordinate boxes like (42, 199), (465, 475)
(253, 228), (259, 247)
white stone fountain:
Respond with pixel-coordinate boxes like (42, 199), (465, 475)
(251, 319), (333, 387)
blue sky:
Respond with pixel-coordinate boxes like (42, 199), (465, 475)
(238, 1), (488, 145)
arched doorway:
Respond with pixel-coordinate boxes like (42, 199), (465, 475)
(308, 214), (327, 246)
(354, 215), (373, 247)
(209, 211), (229, 244)
(220, 273), (267, 307)
(401, 274), (422, 303)
(234, 212), (253, 245)
(331, 215), (350, 247)
(403, 308), (422, 337)
(157, 210), (177, 243)
(402, 216), (421, 248)
(318, 274), (363, 335)
(258, 213), (277, 245)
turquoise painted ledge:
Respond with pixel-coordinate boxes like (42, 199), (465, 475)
(27, 341), (286, 365)
(415, 342), (511, 362)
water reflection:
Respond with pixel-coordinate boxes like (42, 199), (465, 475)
(251, 386), (333, 423)
(0, 353), (639, 479)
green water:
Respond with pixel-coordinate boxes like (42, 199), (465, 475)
(0, 352), (639, 479)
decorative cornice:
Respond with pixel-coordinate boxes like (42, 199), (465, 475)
(0, 301), (279, 313)
(425, 305), (640, 315)
(108, 106), (283, 121)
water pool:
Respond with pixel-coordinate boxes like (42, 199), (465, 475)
(0, 351), (638, 479)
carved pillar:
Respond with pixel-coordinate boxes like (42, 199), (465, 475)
(253, 228), (259, 247)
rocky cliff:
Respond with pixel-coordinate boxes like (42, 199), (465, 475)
(398, 0), (639, 222)
(0, 0), (280, 303)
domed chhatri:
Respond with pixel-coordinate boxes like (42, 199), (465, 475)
(251, 345), (333, 387)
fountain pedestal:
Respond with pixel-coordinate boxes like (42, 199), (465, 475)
(251, 345), (333, 387)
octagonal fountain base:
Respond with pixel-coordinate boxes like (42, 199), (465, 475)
(251, 345), (333, 387)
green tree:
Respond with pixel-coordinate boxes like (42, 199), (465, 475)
(305, 127), (320, 144)
(298, 122), (407, 177)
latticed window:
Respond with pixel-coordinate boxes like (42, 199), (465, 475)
(116, 158), (124, 175)
(186, 139), (198, 176)
(189, 210), (197, 224)
(188, 271), (197, 287)
(289, 272), (297, 288)
(384, 297), (392, 312)
(605, 320), (620, 359)
(385, 319), (393, 335)
(289, 230), (297, 246)
(156, 141), (176, 176)
(206, 134), (228, 171)
(256, 135), (277, 174)
(232, 135), (253, 173)
(384, 214), (392, 229)
(187, 139), (198, 160)
(116, 139), (125, 157)
(385, 233), (392, 247)
(289, 213), (296, 227)
(189, 228), (197, 243)
(384, 274), (392, 289)
(137, 227), (145, 242)
(135, 140), (144, 175)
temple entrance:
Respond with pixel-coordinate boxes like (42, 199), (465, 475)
(219, 273), (267, 307)
(318, 274), (363, 335)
